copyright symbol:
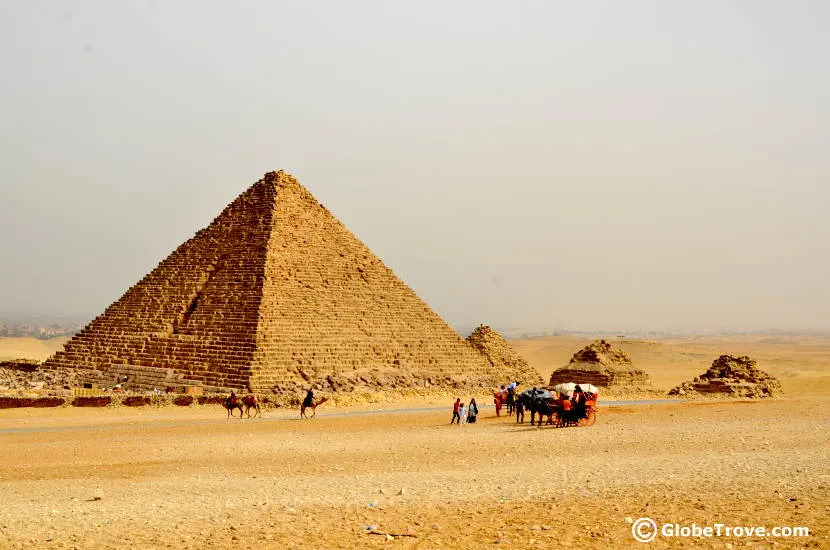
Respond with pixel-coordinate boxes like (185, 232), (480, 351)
(631, 517), (657, 543)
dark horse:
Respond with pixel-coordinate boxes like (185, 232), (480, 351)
(515, 392), (531, 424)
(224, 394), (244, 418)
(517, 390), (557, 427)
(518, 392), (547, 424)
(533, 397), (558, 428)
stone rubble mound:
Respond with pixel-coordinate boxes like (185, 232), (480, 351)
(549, 339), (650, 387)
(0, 359), (80, 393)
(669, 355), (782, 398)
(0, 358), (41, 372)
(569, 339), (632, 366)
(465, 325), (543, 386)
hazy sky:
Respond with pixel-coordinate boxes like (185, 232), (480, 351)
(1, 1), (828, 333)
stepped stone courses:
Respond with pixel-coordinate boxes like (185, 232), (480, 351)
(669, 355), (782, 398)
(43, 171), (529, 393)
(466, 325), (542, 386)
(548, 339), (650, 387)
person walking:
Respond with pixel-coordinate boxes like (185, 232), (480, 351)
(459, 402), (467, 425)
(493, 392), (503, 417)
(467, 398), (479, 424)
(450, 398), (461, 424)
(506, 386), (515, 415)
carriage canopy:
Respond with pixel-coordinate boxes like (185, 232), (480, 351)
(552, 382), (577, 397)
(551, 383), (600, 397)
(575, 383), (599, 395)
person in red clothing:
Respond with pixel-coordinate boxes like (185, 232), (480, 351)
(494, 392), (503, 417)
(450, 398), (461, 424)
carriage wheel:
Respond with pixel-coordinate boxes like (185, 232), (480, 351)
(578, 409), (596, 427)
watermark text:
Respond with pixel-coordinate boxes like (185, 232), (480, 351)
(630, 517), (810, 543)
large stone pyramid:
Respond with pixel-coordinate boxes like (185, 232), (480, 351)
(44, 171), (507, 392)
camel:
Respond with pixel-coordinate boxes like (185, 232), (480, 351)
(300, 396), (329, 419)
(223, 394), (244, 418)
(242, 394), (261, 418)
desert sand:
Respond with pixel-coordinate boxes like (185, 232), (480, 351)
(0, 398), (827, 549)
(0, 337), (67, 363)
(0, 334), (828, 549)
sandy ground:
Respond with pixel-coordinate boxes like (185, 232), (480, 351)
(0, 337), (67, 362)
(0, 334), (828, 548)
(0, 397), (828, 549)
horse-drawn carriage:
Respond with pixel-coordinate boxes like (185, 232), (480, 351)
(522, 383), (599, 428)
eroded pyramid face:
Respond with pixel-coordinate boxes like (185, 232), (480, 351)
(44, 171), (523, 393)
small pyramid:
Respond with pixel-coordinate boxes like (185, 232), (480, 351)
(465, 325), (542, 385)
(669, 355), (782, 398)
(549, 339), (650, 387)
(44, 171), (503, 392)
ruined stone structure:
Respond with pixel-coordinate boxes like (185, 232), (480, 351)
(44, 171), (520, 392)
(548, 339), (650, 387)
(466, 325), (542, 386)
(669, 355), (782, 398)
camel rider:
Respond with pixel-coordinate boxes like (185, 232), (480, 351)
(303, 388), (314, 408)
(226, 391), (237, 405)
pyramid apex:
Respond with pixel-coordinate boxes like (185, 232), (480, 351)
(257, 170), (305, 189)
(260, 170), (284, 183)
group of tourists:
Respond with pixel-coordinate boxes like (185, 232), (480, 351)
(449, 381), (523, 425)
(449, 397), (479, 425)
